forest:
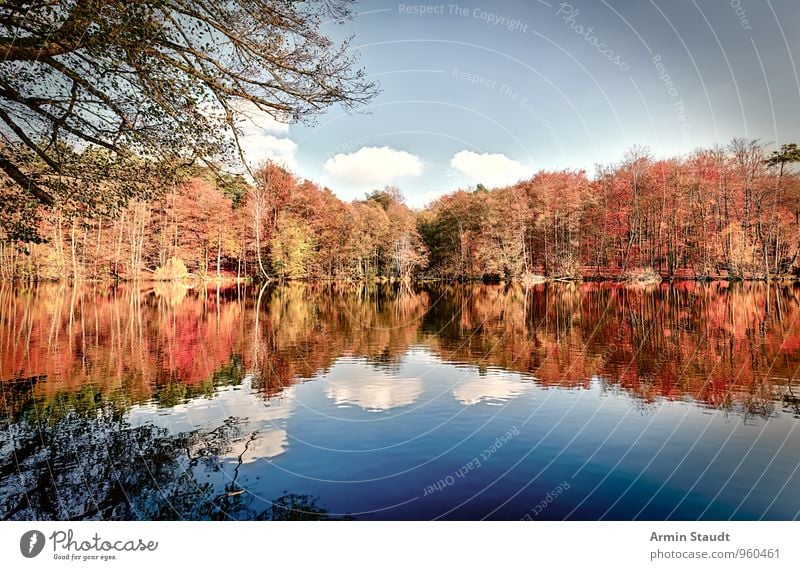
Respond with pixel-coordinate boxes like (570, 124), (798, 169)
(1, 139), (799, 283)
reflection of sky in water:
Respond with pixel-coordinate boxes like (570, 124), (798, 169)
(129, 377), (295, 462)
(452, 372), (532, 406)
(324, 362), (423, 412)
(118, 349), (800, 520)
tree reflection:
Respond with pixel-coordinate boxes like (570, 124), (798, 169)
(1, 409), (340, 521)
(2, 281), (799, 420)
(421, 282), (798, 417)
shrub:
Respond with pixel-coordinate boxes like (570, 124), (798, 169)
(153, 257), (189, 281)
(549, 253), (582, 280)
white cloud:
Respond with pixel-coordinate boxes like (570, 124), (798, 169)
(228, 101), (297, 170)
(240, 133), (298, 171)
(235, 101), (290, 136)
(449, 150), (532, 188)
(323, 146), (423, 189)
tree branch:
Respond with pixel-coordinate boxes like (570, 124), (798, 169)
(0, 153), (54, 206)
(0, 0), (97, 61)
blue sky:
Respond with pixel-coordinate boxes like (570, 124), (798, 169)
(240, 0), (800, 207)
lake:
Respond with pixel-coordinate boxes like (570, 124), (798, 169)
(1, 281), (799, 520)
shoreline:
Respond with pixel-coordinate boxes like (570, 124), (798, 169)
(3, 274), (799, 286)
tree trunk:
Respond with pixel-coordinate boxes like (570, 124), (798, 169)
(254, 195), (269, 280)
(217, 233), (222, 279)
(70, 218), (79, 281)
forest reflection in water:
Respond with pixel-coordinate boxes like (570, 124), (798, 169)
(1, 281), (799, 520)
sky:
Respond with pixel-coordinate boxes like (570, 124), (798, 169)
(240, 0), (800, 207)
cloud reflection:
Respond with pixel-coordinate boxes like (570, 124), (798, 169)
(324, 362), (423, 412)
(452, 372), (530, 406)
(129, 376), (295, 462)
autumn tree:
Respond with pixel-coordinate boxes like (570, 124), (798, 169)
(381, 189), (428, 280)
(526, 170), (590, 278)
(251, 161), (295, 280)
(764, 143), (800, 274)
(270, 212), (315, 280)
(419, 190), (486, 279)
(348, 199), (391, 279)
(0, 0), (377, 241)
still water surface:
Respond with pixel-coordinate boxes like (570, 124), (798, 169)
(1, 282), (799, 520)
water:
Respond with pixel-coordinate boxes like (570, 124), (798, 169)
(1, 281), (799, 520)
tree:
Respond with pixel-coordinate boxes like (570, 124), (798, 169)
(0, 0), (377, 238)
(270, 212), (314, 280)
(365, 186), (404, 210)
(765, 143), (800, 173)
(348, 199), (391, 279)
(251, 161), (294, 280)
(764, 143), (800, 274)
(383, 194), (427, 280)
(419, 190), (485, 279)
